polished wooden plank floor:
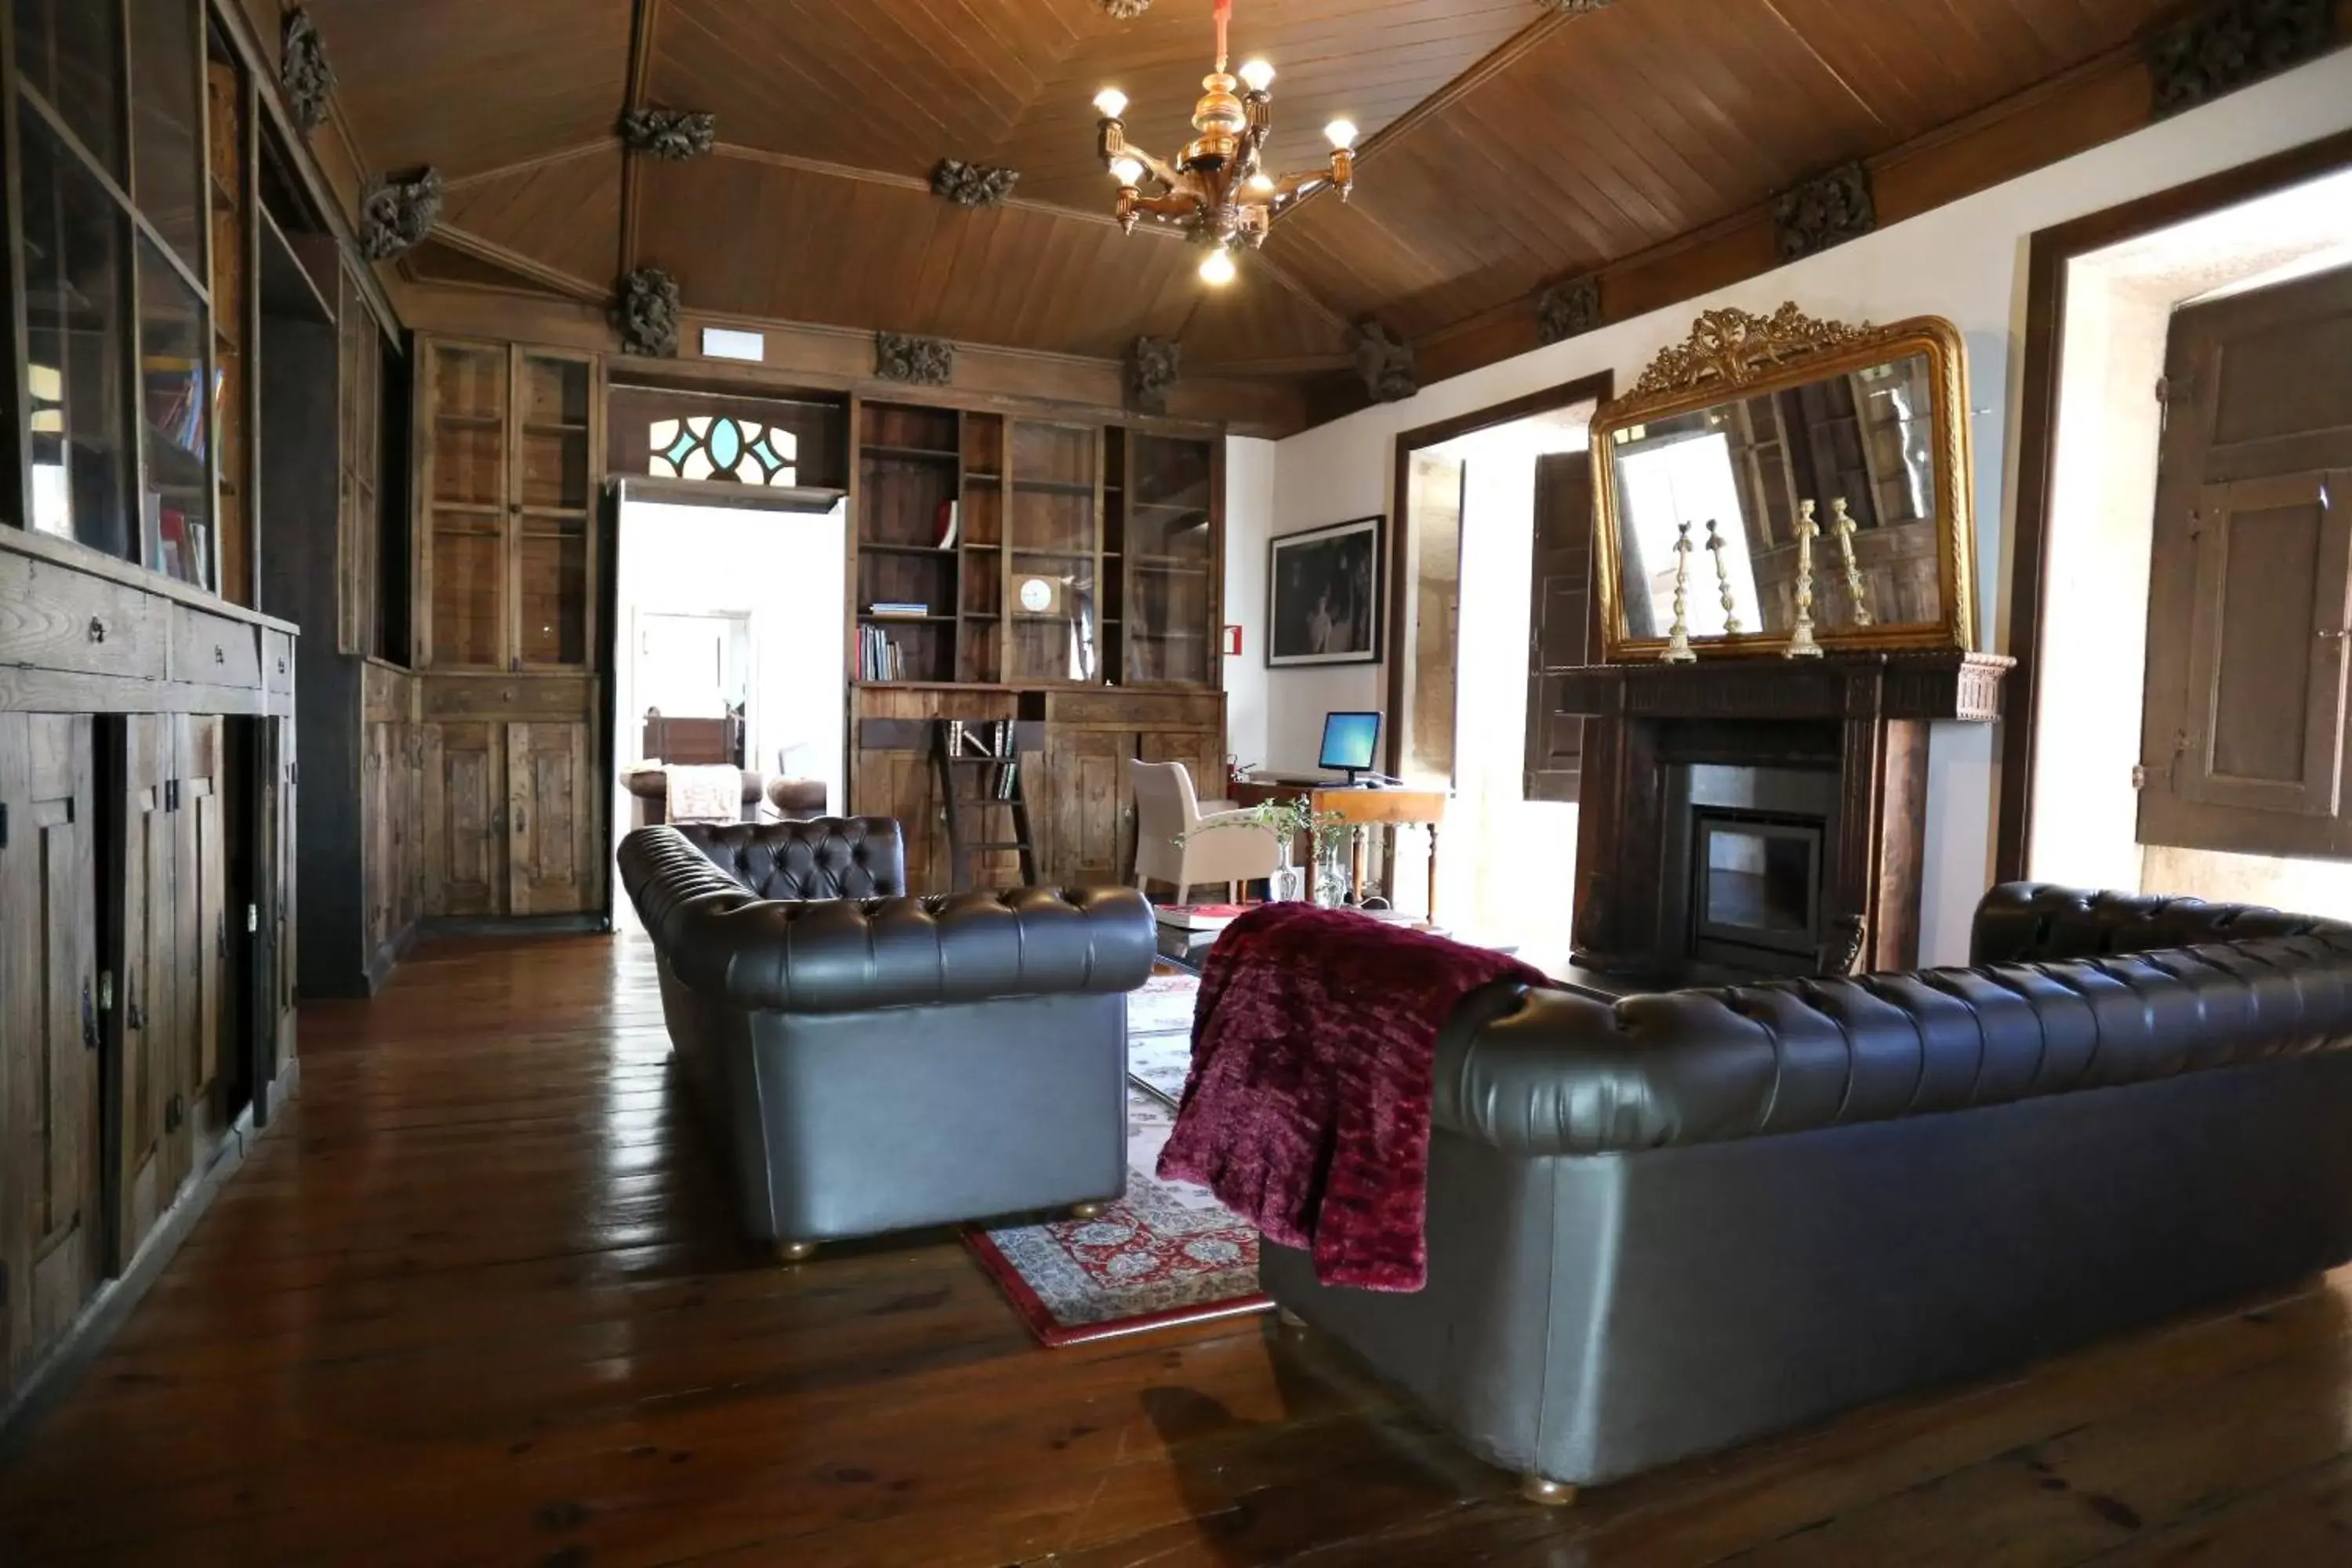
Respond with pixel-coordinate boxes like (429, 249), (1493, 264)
(5, 934), (2352, 1565)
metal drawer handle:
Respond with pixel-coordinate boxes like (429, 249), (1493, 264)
(88, 617), (107, 644)
(278, 657), (289, 673)
(214, 644), (226, 663)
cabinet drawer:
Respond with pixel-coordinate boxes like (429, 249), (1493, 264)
(264, 630), (296, 694)
(423, 673), (596, 722)
(173, 604), (263, 690)
(0, 550), (167, 681)
(1048, 689), (1223, 730)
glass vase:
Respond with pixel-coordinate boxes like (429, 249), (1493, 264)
(1312, 832), (1352, 909)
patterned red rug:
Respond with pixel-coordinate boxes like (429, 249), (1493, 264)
(964, 975), (1272, 1346)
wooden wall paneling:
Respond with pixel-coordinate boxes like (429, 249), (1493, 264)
(0, 714), (100, 1396)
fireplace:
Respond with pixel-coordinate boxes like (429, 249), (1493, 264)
(1659, 761), (1837, 977)
(1555, 651), (2011, 986)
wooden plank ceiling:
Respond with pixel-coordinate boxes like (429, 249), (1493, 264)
(308, 0), (2194, 387)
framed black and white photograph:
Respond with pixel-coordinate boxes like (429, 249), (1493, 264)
(1267, 515), (1384, 667)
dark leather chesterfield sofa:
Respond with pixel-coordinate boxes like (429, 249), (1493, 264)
(619, 818), (1156, 1259)
(1263, 882), (2352, 1505)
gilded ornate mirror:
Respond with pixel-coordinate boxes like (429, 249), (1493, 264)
(1592, 305), (1976, 659)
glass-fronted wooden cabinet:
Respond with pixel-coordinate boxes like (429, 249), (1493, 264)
(416, 339), (600, 670)
(1005, 419), (1105, 685)
(1116, 430), (1218, 685)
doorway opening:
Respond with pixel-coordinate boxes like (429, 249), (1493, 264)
(1388, 374), (1611, 969)
(2026, 160), (2352, 910)
(609, 493), (848, 931)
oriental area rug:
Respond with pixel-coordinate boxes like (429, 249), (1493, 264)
(964, 972), (1273, 1346)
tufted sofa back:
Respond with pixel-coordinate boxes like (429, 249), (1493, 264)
(616, 824), (1154, 1014)
(678, 818), (906, 901)
(1436, 881), (2352, 1160)
(1969, 880), (2350, 964)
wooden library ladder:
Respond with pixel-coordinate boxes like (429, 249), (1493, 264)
(931, 719), (1040, 891)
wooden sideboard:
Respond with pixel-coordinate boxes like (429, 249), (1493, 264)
(0, 527), (300, 1426)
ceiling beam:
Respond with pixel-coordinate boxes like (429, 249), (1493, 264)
(618, 0), (666, 281)
(424, 223), (614, 304)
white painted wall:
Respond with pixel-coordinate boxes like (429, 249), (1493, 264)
(1265, 50), (2352, 964)
(1221, 435), (1276, 773)
(612, 498), (848, 929)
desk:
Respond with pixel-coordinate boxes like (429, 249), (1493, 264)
(1227, 780), (1447, 916)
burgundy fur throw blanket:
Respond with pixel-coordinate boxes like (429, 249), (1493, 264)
(1156, 903), (1546, 1291)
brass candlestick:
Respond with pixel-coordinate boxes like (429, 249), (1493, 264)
(1705, 518), (1742, 635)
(1662, 521), (1697, 662)
(1831, 498), (1872, 627)
(1785, 499), (1823, 659)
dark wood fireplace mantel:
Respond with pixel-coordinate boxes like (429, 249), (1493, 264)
(1556, 650), (2013, 726)
(1562, 650), (2013, 980)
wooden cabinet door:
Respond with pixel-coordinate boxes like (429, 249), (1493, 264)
(419, 340), (513, 671)
(262, 716), (298, 1090)
(422, 721), (506, 917)
(176, 715), (228, 1158)
(507, 721), (597, 915)
(1042, 728), (1131, 884)
(0, 715), (100, 1390)
(362, 721), (394, 952)
(119, 714), (181, 1261)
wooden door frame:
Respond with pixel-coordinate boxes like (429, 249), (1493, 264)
(1995, 127), (2352, 881)
(1385, 371), (1615, 776)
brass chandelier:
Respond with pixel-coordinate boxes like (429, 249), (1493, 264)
(1091, 0), (1358, 285)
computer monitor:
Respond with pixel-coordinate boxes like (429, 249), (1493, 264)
(1319, 711), (1381, 784)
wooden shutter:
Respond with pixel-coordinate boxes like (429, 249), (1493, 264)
(1525, 451), (1598, 803)
(2140, 262), (2352, 858)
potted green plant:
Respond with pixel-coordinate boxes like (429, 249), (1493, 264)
(1179, 799), (1356, 907)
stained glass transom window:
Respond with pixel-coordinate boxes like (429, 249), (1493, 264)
(648, 416), (800, 485)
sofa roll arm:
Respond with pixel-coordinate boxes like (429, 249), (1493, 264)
(1432, 982), (1783, 1156)
(1970, 881), (2343, 965)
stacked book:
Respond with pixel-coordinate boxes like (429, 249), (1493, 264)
(867, 601), (931, 618)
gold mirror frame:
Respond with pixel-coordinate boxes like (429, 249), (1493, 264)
(1591, 303), (1976, 659)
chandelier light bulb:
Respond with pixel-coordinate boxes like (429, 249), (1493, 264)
(1110, 155), (1144, 186)
(1237, 58), (1275, 92)
(1093, 86), (1128, 119)
(1199, 247), (1238, 286)
(1247, 171), (1276, 194)
(1324, 118), (1359, 151)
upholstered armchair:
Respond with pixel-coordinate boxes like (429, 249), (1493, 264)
(1130, 759), (1283, 901)
(619, 820), (1156, 1260)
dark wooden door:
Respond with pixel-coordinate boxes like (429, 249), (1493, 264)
(2140, 263), (2352, 857)
(119, 714), (181, 1261)
(423, 721), (506, 916)
(0, 715), (100, 1392)
(1526, 451), (1598, 803)
(507, 720), (595, 915)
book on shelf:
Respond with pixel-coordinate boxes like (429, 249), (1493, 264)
(857, 624), (909, 682)
(934, 498), (959, 549)
(867, 602), (931, 617)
